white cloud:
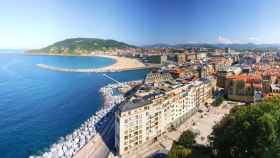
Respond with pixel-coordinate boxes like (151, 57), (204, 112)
(215, 36), (271, 44)
(217, 36), (232, 44)
(248, 37), (261, 43)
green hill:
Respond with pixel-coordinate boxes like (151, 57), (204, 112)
(31, 38), (136, 54)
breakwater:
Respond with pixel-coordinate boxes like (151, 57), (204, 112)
(30, 80), (142, 158)
(37, 63), (147, 73)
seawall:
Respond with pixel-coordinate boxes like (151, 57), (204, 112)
(36, 63), (147, 73)
(30, 80), (142, 158)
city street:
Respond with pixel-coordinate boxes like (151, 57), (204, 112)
(121, 101), (240, 158)
(74, 101), (241, 158)
(74, 112), (115, 158)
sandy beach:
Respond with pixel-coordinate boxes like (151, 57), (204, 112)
(36, 55), (146, 73)
(93, 55), (146, 72)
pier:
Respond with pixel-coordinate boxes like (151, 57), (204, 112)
(103, 74), (121, 84)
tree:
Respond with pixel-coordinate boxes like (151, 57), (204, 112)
(213, 96), (224, 107)
(168, 145), (192, 158)
(168, 130), (196, 158)
(177, 130), (197, 148)
(209, 97), (280, 158)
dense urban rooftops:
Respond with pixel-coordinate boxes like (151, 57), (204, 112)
(118, 77), (213, 113)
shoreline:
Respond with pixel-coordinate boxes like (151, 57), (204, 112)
(34, 54), (147, 73)
(31, 80), (142, 158)
(73, 80), (143, 158)
(25, 52), (98, 57)
(30, 83), (123, 158)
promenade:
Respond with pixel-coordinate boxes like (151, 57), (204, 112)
(119, 101), (241, 158)
(72, 101), (241, 158)
(73, 110), (115, 158)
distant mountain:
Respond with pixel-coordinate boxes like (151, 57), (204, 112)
(142, 43), (219, 49)
(31, 38), (136, 54)
(142, 43), (280, 50)
(215, 43), (280, 49)
(142, 43), (174, 49)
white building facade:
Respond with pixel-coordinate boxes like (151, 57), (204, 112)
(115, 80), (214, 156)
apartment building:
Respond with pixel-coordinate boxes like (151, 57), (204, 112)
(217, 66), (242, 88)
(225, 74), (262, 102)
(115, 79), (215, 156)
(144, 72), (173, 84)
(176, 53), (186, 65)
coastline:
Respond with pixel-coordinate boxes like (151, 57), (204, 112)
(25, 52), (98, 57)
(73, 80), (143, 158)
(32, 80), (142, 158)
(34, 54), (147, 73)
(94, 55), (146, 72)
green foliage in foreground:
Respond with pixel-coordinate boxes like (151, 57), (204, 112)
(168, 130), (195, 158)
(168, 130), (211, 158)
(168, 97), (280, 158)
(212, 96), (224, 107)
(168, 145), (192, 158)
(209, 97), (280, 158)
(177, 130), (197, 148)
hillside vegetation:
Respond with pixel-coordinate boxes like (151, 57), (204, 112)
(168, 97), (280, 158)
(31, 38), (135, 54)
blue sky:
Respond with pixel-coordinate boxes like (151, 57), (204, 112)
(1, 0), (280, 49)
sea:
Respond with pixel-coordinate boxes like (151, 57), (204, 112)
(0, 50), (148, 158)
